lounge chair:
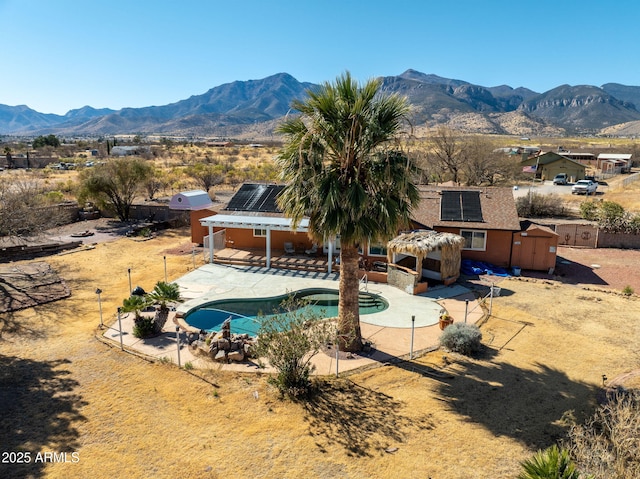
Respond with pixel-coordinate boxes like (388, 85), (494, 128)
(284, 242), (295, 255)
(305, 244), (318, 255)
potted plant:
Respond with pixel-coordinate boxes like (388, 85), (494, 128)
(439, 313), (453, 330)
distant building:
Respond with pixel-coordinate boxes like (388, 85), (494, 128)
(111, 146), (150, 157)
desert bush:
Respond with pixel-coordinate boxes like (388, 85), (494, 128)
(439, 322), (482, 356)
(516, 193), (566, 217)
(579, 200), (599, 221)
(255, 297), (334, 399)
(564, 390), (640, 479)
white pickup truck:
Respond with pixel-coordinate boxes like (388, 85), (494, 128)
(572, 180), (598, 195)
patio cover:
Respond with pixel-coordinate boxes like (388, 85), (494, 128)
(387, 230), (465, 279)
(200, 214), (309, 231)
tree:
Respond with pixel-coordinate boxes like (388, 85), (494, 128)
(428, 127), (466, 184)
(0, 173), (65, 238)
(78, 157), (152, 221)
(3, 146), (14, 169)
(143, 167), (169, 200)
(255, 297), (334, 398)
(184, 162), (224, 193)
(460, 136), (509, 186)
(276, 72), (420, 351)
(32, 134), (60, 149)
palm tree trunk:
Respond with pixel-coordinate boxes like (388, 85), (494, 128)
(338, 245), (363, 352)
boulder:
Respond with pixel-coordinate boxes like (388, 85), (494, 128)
(227, 350), (245, 362)
(214, 350), (227, 362)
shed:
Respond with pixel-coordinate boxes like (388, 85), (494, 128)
(386, 230), (465, 294)
(511, 224), (559, 272)
(169, 190), (215, 245)
(169, 190), (213, 211)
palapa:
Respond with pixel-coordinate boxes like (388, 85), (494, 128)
(387, 230), (465, 280)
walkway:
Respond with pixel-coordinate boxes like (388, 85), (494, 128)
(102, 264), (485, 375)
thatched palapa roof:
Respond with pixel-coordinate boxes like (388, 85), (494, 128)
(387, 230), (465, 279)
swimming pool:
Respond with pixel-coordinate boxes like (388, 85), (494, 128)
(184, 288), (388, 336)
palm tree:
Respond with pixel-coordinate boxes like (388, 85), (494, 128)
(276, 72), (420, 352)
(149, 281), (182, 331)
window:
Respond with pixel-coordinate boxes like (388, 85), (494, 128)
(368, 243), (388, 257)
(460, 230), (486, 251)
(253, 228), (267, 237)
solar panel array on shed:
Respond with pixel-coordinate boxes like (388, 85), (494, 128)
(440, 190), (484, 222)
(225, 184), (284, 212)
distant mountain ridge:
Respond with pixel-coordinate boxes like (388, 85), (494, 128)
(3, 70), (640, 138)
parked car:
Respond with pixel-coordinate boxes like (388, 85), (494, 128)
(553, 173), (568, 185)
(572, 180), (598, 195)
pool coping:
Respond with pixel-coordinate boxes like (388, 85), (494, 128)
(103, 263), (486, 374)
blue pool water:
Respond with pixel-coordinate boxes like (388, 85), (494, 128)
(184, 288), (388, 336)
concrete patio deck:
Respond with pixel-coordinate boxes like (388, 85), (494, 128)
(101, 263), (486, 375)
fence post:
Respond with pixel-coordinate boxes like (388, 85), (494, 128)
(464, 299), (469, 323)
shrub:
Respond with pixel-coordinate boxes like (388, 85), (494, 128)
(517, 445), (584, 479)
(439, 322), (482, 356)
(255, 297), (334, 399)
(564, 390), (640, 478)
(622, 285), (634, 296)
(132, 316), (157, 338)
(579, 200), (599, 221)
(516, 193), (566, 218)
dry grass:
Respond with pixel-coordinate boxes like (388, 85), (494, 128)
(2, 226), (640, 478)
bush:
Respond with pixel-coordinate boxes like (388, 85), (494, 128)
(517, 445), (584, 479)
(579, 200), (599, 221)
(132, 316), (158, 338)
(516, 193), (566, 217)
(564, 390), (640, 478)
(255, 297), (334, 399)
(439, 323), (482, 356)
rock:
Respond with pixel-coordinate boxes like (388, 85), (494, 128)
(227, 350), (244, 362)
(214, 350), (227, 362)
(217, 339), (230, 351)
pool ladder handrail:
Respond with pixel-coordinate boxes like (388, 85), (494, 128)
(359, 273), (368, 293)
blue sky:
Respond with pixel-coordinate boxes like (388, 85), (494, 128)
(2, 0), (639, 115)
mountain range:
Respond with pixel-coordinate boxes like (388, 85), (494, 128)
(3, 70), (640, 138)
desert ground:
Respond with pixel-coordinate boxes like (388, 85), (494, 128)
(1, 222), (639, 479)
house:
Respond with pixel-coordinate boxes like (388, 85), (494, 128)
(597, 153), (632, 174)
(521, 152), (587, 182)
(199, 183), (401, 273)
(200, 183), (537, 277)
(410, 186), (521, 268)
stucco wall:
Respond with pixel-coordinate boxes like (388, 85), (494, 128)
(435, 227), (514, 267)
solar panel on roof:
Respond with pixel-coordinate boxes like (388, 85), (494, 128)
(441, 191), (463, 221)
(460, 191), (483, 222)
(225, 184), (284, 212)
(440, 191), (484, 222)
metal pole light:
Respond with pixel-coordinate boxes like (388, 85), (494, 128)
(410, 315), (415, 360)
(117, 307), (124, 351)
(128, 268), (132, 294)
(95, 288), (103, 327)
(175, 326), (182, 368)
(163, 255), (167, 283)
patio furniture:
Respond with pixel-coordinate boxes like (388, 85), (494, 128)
(284, 242), (295, 255)
(305, 244), (318, 255)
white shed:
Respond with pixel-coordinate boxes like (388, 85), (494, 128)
(169, 190), (213, 211)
